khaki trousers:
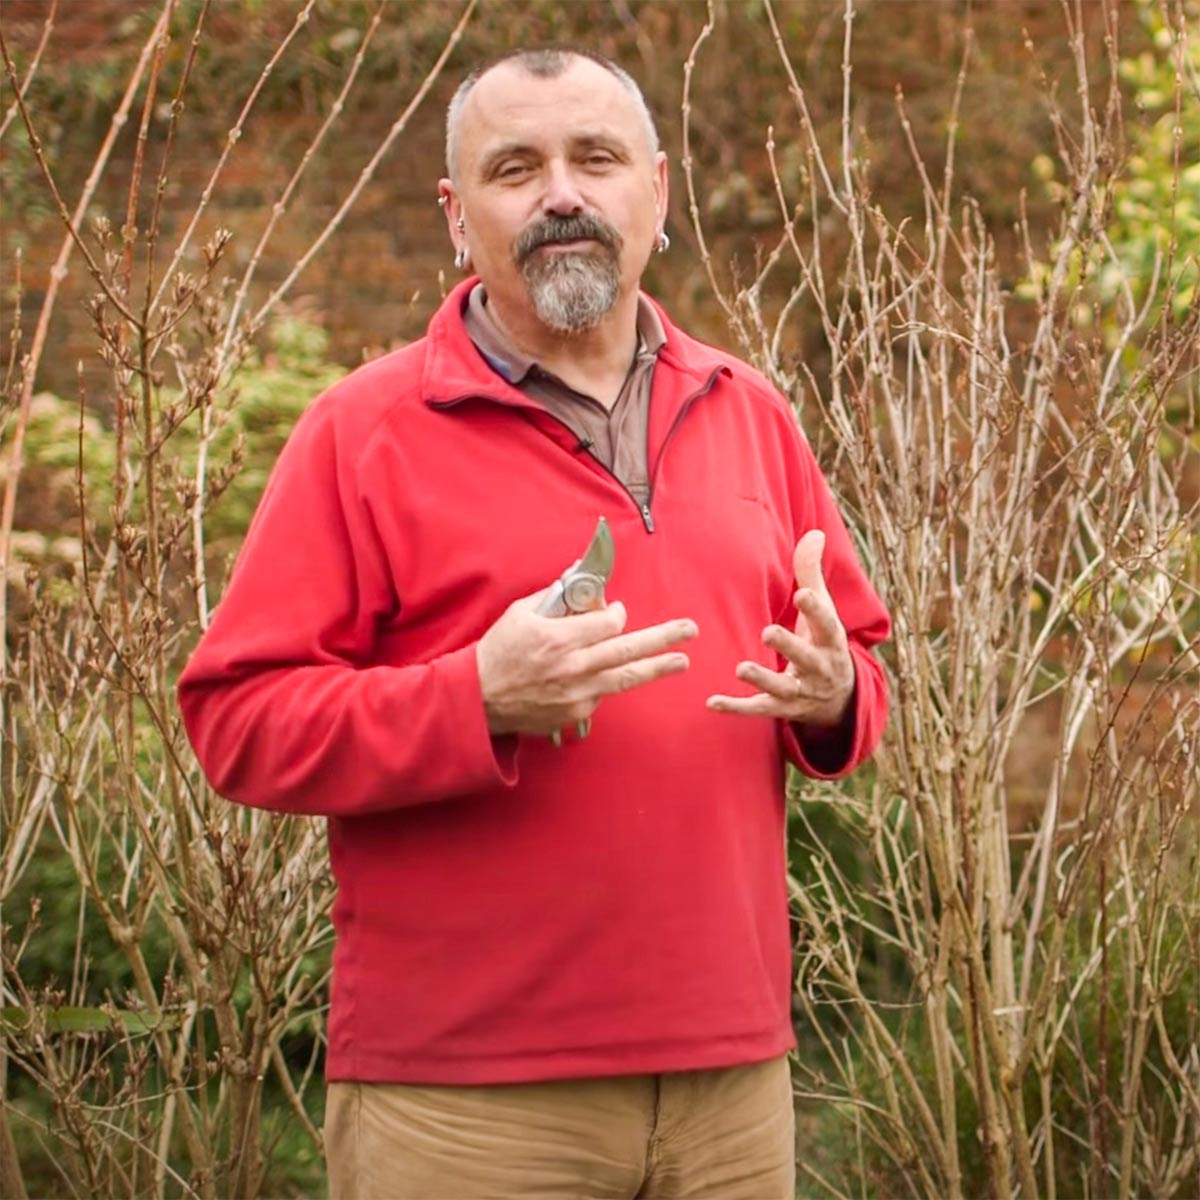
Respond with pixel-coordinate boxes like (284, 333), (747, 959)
(325, 1056), (795, 1200)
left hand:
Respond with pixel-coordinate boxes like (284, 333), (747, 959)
(706, 530), (855, 727)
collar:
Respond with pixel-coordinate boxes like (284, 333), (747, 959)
(462, 283), (667, 387)
(422, 278), (728, 411)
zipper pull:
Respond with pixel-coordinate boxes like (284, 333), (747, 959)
(640, 504), (655, 533)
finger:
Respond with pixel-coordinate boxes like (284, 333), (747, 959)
(765, 621), (838, 667)
(792, 529), (830, 596)
(513, 583), (560, 612)
(593, 650), (691, 697)
(549, 601), (629, 647)
(793, 590), (844, 644)
(577, 618), (699, 672)
(734, 660), (802, 701)
(705, 692), (792, 718)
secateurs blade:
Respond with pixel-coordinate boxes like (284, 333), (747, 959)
(535, 517), (614, 744)
(535, 516), (615, 619)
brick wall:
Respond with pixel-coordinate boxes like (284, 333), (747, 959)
(2, 0), (1100, 395)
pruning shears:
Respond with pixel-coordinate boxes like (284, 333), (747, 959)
(535, 516), (615, 745)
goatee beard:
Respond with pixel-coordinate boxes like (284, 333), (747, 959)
(526, 255), (620, 333)
(515, 214), (623, 334)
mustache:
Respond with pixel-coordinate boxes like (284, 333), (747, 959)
(514, 214), (623, 263)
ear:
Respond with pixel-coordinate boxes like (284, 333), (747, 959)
(438, 178), (465, 252)
(652, 151), (670, 231)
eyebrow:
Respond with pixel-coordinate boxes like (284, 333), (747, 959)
(476, 130), (634, 180)
(477, 140), (535, 180)
(573, 132), (632, 159)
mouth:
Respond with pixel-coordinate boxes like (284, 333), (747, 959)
(533, 238), (598, 253)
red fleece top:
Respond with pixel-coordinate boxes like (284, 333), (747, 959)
(178, 280), (891, 1084)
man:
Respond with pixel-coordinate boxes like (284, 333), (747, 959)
(179, 46), (890, 1200)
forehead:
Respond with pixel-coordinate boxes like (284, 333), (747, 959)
(457, 59), (649, 166)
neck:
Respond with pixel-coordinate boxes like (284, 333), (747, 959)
(485, 287), (641, 409)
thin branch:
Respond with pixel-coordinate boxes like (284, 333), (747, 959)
(0, 0), (57, 144)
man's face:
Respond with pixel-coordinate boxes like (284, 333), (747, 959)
(439, 58), (668, 334)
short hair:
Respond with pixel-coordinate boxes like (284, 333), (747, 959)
(445, 46), (660, 181)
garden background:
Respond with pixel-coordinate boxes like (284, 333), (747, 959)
(1, 1), (1197, 1196)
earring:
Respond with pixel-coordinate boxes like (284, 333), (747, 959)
(437, 196), (447, 208)
(455, 246), (470, 271)
(656, 230), (670, 254)
(456, 218), (465, 232)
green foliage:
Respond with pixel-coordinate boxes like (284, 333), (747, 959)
(3, 835), (172, 1002)
(1025, 4), (1200, 321)
(200, 316), (346, 548)
(0, 120), (58, 253)
(1105, 10), (1200, 317)
(13, 316), (345, 565)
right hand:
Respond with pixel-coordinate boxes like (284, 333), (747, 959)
(476, 591), (698, 738)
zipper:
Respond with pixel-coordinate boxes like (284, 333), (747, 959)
(432, 393), (655, 530)
(642, 367), (724, 531)
(429, 366), (724, 534)
(542, 411), (658, 533)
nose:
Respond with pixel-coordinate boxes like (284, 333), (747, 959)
(541, 159), (585, 217)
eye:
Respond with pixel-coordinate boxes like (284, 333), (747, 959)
(495, 161), (531, 181)
(584, 152), (616, 168)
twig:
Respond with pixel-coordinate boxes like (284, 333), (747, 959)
(0, 2), (171, 696)
(0, 0), (57, 143)
(249, 0), (478, 328)
(149, 0), (321, 314)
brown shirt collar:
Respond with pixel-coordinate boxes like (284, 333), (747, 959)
(463, 284), (665, 391)
(461, 284), (665, 507)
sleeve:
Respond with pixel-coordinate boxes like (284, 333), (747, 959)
(177, 398), (518, 817)
(775, 421), (891, 780)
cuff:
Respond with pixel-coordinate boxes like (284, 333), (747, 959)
(780, 667), (862, 780)
(437, 641), (520, 790)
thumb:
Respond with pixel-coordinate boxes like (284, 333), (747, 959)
(792, 529), (830, 597)
(518, 583), (628, 628)
(517, 584), (557, 611)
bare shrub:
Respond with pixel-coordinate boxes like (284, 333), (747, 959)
(0, 3), (473, 1195)
(683, 1), (1200, 1195)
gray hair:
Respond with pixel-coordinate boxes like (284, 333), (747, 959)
(445, 47), (660, 181)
